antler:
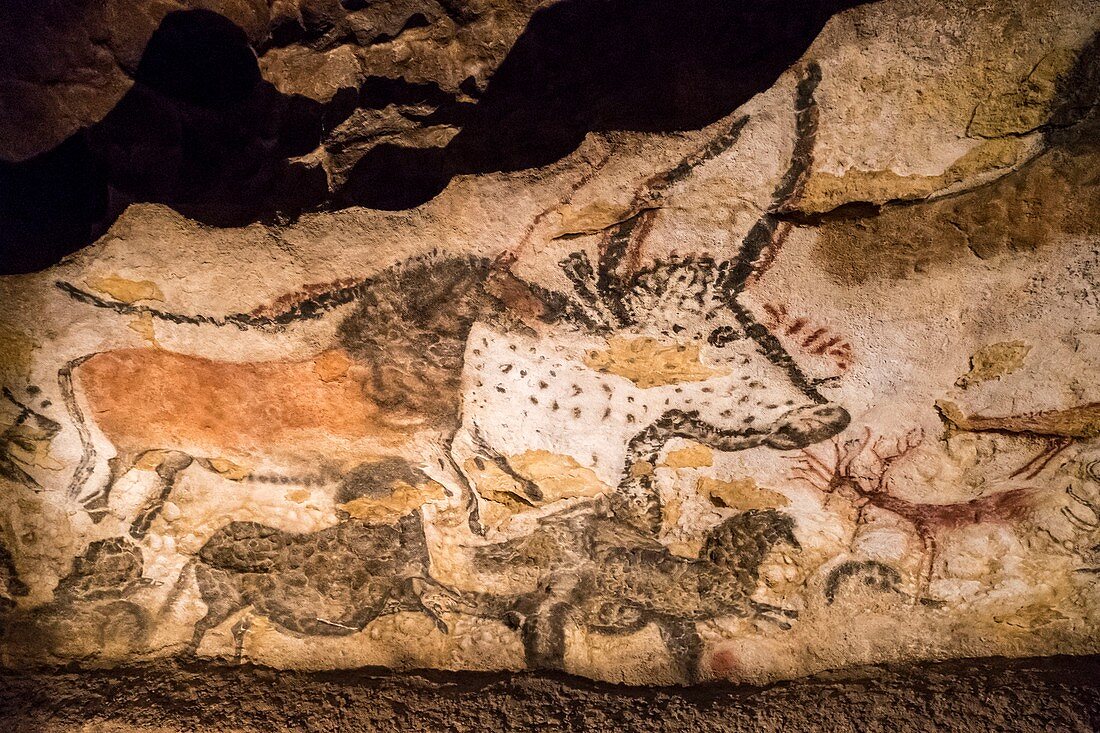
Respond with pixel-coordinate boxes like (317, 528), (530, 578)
(791, 427), (923, 499)
(790, 442), (836, 491)
(868, 429), (923, 493)
(791, 429), (860, 493)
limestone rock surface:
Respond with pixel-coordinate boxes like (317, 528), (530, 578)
(0, 0), (1099, 687)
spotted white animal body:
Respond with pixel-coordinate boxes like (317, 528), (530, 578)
(449, 62), (849, 535)
(461, 321), (837, 489)
(453, 251), (850, 535)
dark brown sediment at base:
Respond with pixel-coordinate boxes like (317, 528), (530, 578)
(2, 654), (1098, 732)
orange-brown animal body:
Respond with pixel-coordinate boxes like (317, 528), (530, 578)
(856, 485), (1035, 536)
(61, 253), (527, 536)
(77, 348), (418, 468)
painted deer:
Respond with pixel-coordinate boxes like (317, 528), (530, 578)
(54, 63), (846, 539)
(792, 429), (1039, 599)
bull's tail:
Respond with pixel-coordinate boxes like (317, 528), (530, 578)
(55, 272), (377, 331)
(56, 281), (282, 330)
(58, 354), (97, 502)
(57, 281), (245, 328)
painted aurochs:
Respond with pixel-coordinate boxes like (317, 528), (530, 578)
(57, 63), (846, 542)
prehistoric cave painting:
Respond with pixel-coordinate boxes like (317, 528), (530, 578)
(52, 63), (847, 546)
(456, 63), (848, 534)
(0, 387), (62, 493)
(180, 508), (455, 660)
(0, 540), (29, 619)
(12, 62), (864, 676)
(3, 537), (154, 658)
(937, 400), (1100, 479)
(1059, 459), (1100, 573)
(792, 429), (1042, 599)
(57, 253), (549, 535)
(1065, 461), (1100, 532)
(459, 501), (801, 682)
(760, 303), (853, 376)
(823, 560), (904, 605)
(53, 537), (156, 602)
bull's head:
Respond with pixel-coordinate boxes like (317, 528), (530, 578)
(458, 248), (850, 509)
(457, 61), (848, 530)
(557, 248), (849, 450)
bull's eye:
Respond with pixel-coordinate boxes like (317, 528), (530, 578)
(708, 326), (740, 347)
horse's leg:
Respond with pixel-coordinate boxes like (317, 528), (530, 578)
(657, 618), (705, 684)
(913, 532), (938, 603)
(130, 451), (193, 539)
(81, 450), (138, 523)
(185, 565), (245, 658)
(404, 576), (456, 634)
(749, 599), (797, 630)
(1011, 437), (1073, 479)
(441, 434), (488, 537)
(468, 423), (543, 502)
(231, 615), (253, 663)
(521, 601), (573, 671)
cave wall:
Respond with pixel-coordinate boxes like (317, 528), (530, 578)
(1, 0), (1099, 692)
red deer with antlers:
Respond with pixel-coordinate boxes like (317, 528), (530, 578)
(792, 429), (1038, 599)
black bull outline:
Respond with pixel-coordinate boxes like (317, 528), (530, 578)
(53, 62), (847, 542)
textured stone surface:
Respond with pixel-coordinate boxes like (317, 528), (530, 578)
(1, 0), (1100, 696)
(1, 655), (1099, 732)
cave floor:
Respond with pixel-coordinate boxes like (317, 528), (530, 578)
(2, 654), (1098, 732)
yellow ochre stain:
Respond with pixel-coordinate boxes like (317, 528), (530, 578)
(313, 349), (353, 382)
(128, 312), (159, 347)
(511, 450), (607, 500)
(87, 275), (165, 304)
(465, 451), (608, 508)
(339, 480), (445, 522)
(799, 137), (1029, 214)
(661, 444), (714, 469)
(584, 336), (723, 388)
(956, 341), (1031, 388)
(285, 488), (312, 503)
(698, 476), (789, 510)
(207, 457), (251, 481)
